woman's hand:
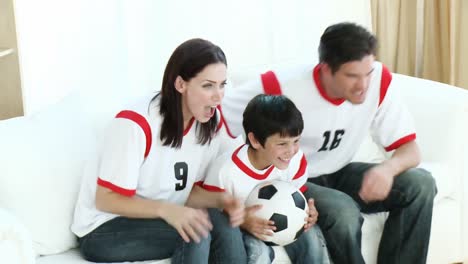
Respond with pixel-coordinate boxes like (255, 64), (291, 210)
(304, 198), (318, 231)
(241, 204), (276, 240)
(162, 204), (213, 243)
(222, 194), (245, 227)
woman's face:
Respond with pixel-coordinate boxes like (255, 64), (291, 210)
(177, 63), (227, 125)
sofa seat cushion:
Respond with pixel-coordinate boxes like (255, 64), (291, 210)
(37, 249), (168, 264)
(0, 208), (36, 264)
(35, 212), (387, 264)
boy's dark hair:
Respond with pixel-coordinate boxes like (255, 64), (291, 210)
(318, 22), (377, 73)
(153, 38), (227, 148)
(243, 94), (304, 147)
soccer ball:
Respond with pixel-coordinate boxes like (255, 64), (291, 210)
(245, 180), (309, 246)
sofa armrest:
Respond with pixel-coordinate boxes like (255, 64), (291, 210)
(393, 74), (468, 260)
(392, 74), (468, 164)
(0, 208), (35, 264)
(392, 74), (468, 192)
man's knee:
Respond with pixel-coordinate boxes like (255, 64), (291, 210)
(398, 168), (437, 199)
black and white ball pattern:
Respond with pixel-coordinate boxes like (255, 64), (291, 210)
(245, 180), (309, 246)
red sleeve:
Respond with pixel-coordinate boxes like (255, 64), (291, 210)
(379, 65), (392, 106)
(116, 110), (152, 158)
(261, 71), (283, 95)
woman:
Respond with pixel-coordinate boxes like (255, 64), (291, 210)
(71, 38), (246, 263)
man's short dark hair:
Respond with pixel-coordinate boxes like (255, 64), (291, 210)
(318, 22), (377, 73)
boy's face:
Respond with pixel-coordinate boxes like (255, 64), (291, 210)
(256, 133), (301, 170)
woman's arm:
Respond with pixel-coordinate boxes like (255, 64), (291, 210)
(96, 185), (171, 218)
(96, 185), (212, 243)
(185, 185), (226, 209)
(186, 185), (245, 227)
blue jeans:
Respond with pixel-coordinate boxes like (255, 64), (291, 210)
(304, 162), (437, 264)
(78, 209), (247, 263)
(243, 233), (274, 264)
(284, 225), (331, 264)
(243, 225), (331, 264)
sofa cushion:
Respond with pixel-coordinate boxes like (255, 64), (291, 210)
(0, 94), (98, 255)
(0, 88), (138, 256)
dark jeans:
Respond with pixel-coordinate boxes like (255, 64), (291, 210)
(303, 162), (437, 264)
(78, 209), (247, 264)
(243, 225), (330, 264)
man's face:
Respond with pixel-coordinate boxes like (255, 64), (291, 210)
(327, 55), (375, 105)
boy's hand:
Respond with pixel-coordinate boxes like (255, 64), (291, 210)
(241, 204), (276, 240)
(222, 194), (245, 227)
(304, 198), (318, 231)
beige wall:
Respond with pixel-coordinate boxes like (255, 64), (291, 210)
(0, 0), (23, 120)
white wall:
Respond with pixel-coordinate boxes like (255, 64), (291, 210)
(14, 0), (371, 115)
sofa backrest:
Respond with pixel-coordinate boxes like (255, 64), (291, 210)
(0, 90), (133, 256)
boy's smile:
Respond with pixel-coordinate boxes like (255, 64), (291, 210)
(249, 133), (301, 170)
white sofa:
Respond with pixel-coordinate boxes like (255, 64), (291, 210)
(0, 72), (467, 264)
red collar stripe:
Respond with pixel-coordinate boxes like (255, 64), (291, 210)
(313, 64), (345, 106)
(292, 154), (308, 179)
(232, 145), (274, 180)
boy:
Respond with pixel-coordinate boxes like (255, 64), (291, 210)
(203, 94), (330, 264)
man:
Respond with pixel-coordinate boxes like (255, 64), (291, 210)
(221, 22), (436, 264)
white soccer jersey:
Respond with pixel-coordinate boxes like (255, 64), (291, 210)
(221, 62), (416, 177)
(72, 94), (235, 237)
(202, 144), (309, 203)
